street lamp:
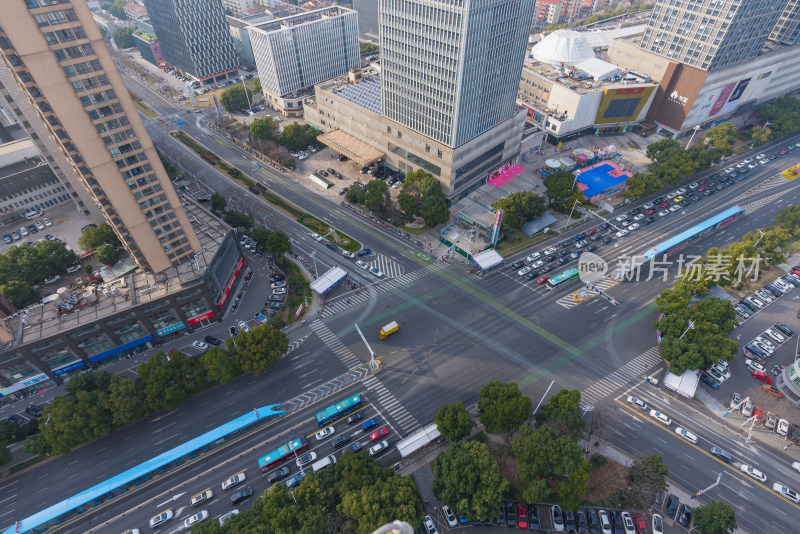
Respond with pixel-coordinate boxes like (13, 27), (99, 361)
(749, 121), (771, 149)
(685, 125), (702, 150)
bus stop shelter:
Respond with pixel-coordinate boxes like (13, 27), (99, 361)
(310, 266), (348, 295)
(472, 249), (504, 272)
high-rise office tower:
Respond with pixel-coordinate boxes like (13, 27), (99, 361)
(380, 0), (536, 148)
(770, 0), (800, 45)
(143, 0), (238, 82)
(639, 0), (785, 71)
(0, 0), (201, 272)
(353, 0), (380, 42)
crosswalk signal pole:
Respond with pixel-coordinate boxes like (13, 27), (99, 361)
(354, 323), (378, 369)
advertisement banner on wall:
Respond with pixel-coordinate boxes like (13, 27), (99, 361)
(217, 257), (245, 309)
(719, 78), (751, 115)
(157, 322), (186, 336)
(0, 373), (48, 397)
(187, 311), (216, 325)
(708, 83), (736, 117)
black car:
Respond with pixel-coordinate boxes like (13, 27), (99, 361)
(601, 236), (612, 244)
(525, 271), (538, 280)
(231, 486), (253, 505)
(576, 509), (587, 533)
(267, 466), (291, 484)
(586, 244), (597, 252)
(326, 242), (338, 251)
(630, 207), (641, 215)
(541, 265), (554, 273)
(511, 260), (525, 270)
(204, 335), (222, 346)
(506, 501), (516, 527)
(545, 254), (556, 263)
(564, 510), (577, 532)
(347, 441), (363, 453)
(666, 494), (680, 516)
(587, 508), (601, 534)
(598, 222), (610, 230)
(691, 194), (701, 202)
(496, 505), (506, 526)
(560, 240), (571, 248)
(557, 257), (568, 265)
(347, 412), (365, 424)
(559, 249), (570, 256)
(611, 510), (624, 534)
(677, 504), (692, 527)
(228, 326), (238, 336)
(528, 504), (540, 531)
(6, 414), (25, 426)
(25, 404), (42, 417)
(644, 216), (655, 224)
(270, 274), (285, 283)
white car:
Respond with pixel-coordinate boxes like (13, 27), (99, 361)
(643, 201), (655, 209)
(652, 514), (663, 534)
(744, 157), (753, 163)
(736, 162), (747, 168)
(616, 229), (629, 238)
(272, 287), (287, 294)
(237, 320), (250, 333)
(184, 510), (209, 528)
(518, 267), (532, 276)
(369, 267), (384, 278)
(526, 252), (540, 262)
(598, 510), (612, 534)
(676, 188), (687, 194)
(747, 162), (758, 169)
(688, 182), (699, 189)
(740, 464), (766, 482)
(711, 361), (730, 378)
(423, 515), (438, 534)
(621, 511), (636, 534)
(627, 396), (647, 410)
(221, 472), (246, 490)
(765, 329), (785, 343)
(369, 440), (390, 456)
(149, 510), (173, 528)
(615, 214), (629, 222)
(633, 213), (645, 221)
(674, 427), (698, 444)
(772, 482), (800, 503)
(315, 426), (335, 441)
(627, 223), (639, 231)
(658, 210), (670, 217)
(310, 232), (323, 241)
(777, 419), (790, 436)
(669, 204), (682, 212)
(342, 250), (356, 258)
(649, 410), (672, 425)
(745, 359), (765, 373)
(793, 461), (800, 473)
(442, 504), (458, 527)
(191, 340), (209, 350)
(755, 336), (775, 351)
(666, 192), (678, 199)
(356, 260), (369, 270)
(757, 153), (766, 160)
(271, 281), (286, 288)
(43, 218), (52, 227)
(531, 260), (544, 269)
(575, 240), (587, 249)
(543, 247), (556, 255)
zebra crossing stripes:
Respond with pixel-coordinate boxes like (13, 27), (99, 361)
(555, 275), (620, 309)
(740, 188), (791, 213)
(309, 320), (361, 369)
(362, 375), (420, 433)
(365, 254), (405, 279)
(580, 347), (663, 405)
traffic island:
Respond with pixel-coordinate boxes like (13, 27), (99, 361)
(297, 214), (361, 252)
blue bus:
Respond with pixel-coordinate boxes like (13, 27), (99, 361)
(257, 436), (309, 472)
(314, 393), (362, 427)
(642, 205), (745, 264)
(547, 267), (580, 288)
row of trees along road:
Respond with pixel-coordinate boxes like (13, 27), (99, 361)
(207, 193), (291, 255)
(33, 322), (286, 456)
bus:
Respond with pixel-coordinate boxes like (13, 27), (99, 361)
(547, 267), (580, 289)
(642, 205), (745, 264)
(257, 436), (309, 472)
(314, 393), (362, 427)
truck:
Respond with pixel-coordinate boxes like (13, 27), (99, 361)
(378, 321), (399, 340)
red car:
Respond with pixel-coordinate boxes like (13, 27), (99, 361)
(752, 371), (771, 384)
(517, 503), (528, 529)
(585, 227), (598, 236)
(697, 185), (707, 192)
(698, 178), (708, 184)
(645, 208), (656, 215)
(369, 427), (389, 441)
(537, 275), (550, 284)
(660, 201), (671, 208)
(780, 149), (789, 155)
(634, 515), (648, 534)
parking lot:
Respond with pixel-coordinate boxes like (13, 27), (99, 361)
(0, 201), (99, 256)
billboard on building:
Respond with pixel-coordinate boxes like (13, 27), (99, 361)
(594, 86), (655, 124)
(645, 62), (708, 132)
(708, 82), (736, 117)
(719, 78), (751, 115)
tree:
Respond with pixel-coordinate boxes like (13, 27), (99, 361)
(78, 224), (120, 251)
(250, 227), (271, 249)
(0, 280), (39, 309)
(432, 440), (508, 521)
(224, 210), (253, 230)
(401, 170), (450, 226)
(755, 96), (800, 138)
(220, 85), (249, 112)
(512, 425), (582, 480)
(627, 454), (669, 505)
(226, 323), (288, 375)
(96, 243), (120, 266)
(544, 171), (582, 212)
(346, 183), (365, 204)
(201, 347), (240, 385)
(434, 401), (473, 442)
(535, 388), (585, 440)
(281, 123), (318, 151)
(521, 478), (550, 504)
(257, 483), (328, 534)
(705, 122), (737, 155)
(557, 459), (590, 510)
(397, 192), (420, 219)
(339, 474), (424, 534)
(113, 26), (135, 49)
(693, 500), (737, 534)
(137, 350), (194, 412)
(492, 192), (546, 231)
(210, 193), (227, 215)
(24, 433), (52, 457)
(267, 230), (291, 256)
(421, 197), (450, 227)
(248, 117), (277, 140)
(363, 179), (390, 212)
(42, 389), (114, 455)
(478, 380), (531, 437)
(107, 374), (148, 427)
(104, 0), (128, 20)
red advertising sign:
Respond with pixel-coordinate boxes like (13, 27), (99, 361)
(615, 87), (645, 95)
(709, 83), (735, 117)
(187, 311), (215, 325)
(217, 258), (245, 309)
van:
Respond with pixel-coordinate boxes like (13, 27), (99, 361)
(744, 344), (765, 360)
(709, 446), (732, 463)
(332, 433), (351, 447)
(362, 417), (379, 432)
(311, 454), (337, 473)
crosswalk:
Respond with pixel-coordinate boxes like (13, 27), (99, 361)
(740, 188), (791, 213)
(309, 320), (361, 369)
(321, 260), (448, 318)
(363, 253), (405, 278)
(580, 346), (663, 405)
(555, 275), (620, 309)
(362, 375), (420, 434)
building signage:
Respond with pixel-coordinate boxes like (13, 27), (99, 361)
(187, 311), (215, 325)
(667, 90), (689, 106)
(0, 373), (48, 396)
(614, 87), (646, 95)
(758, 71), (772, 80)
(719, 78), (751, 115)
(217, 257), (245, 309)
(52, 360), (87, 376)
(156, 322), (186, 336)
(708, 83), (735, 117)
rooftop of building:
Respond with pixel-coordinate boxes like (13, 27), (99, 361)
(309, 68), (381, 114)
(133, 32), (157, 43)
(251, 5), (353, 33)
(226, 12), (277, 28)
(531, 25), (647, 67)
(0, 153), (48, 181)
(0, 119), (27, 145)
(2, 198), (228, 349)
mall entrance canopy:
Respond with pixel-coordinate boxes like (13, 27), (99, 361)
(317, 129), (385, 167)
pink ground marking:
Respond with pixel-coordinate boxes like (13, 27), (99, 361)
(487, 164), (526, 188)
